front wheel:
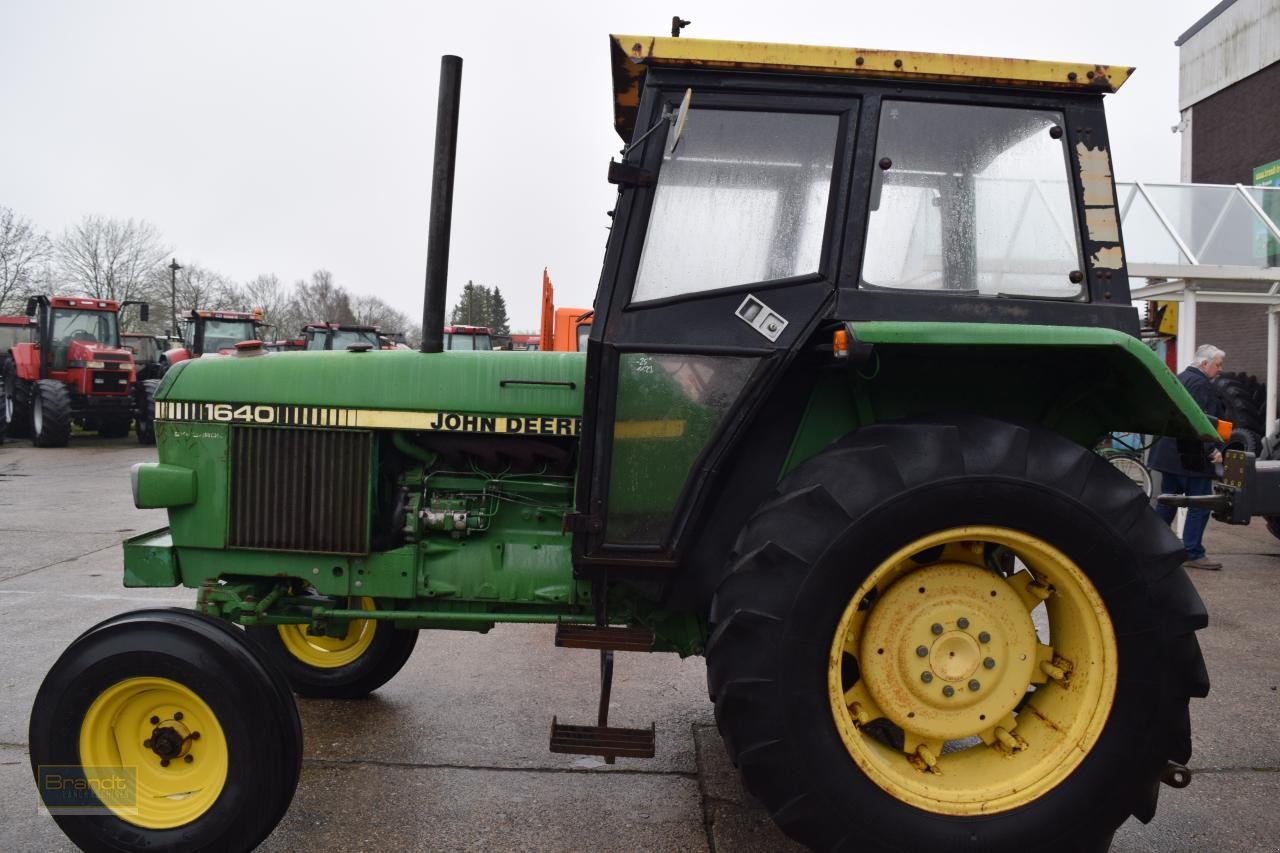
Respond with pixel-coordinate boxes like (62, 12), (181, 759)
(30, 379), (72, 447)
(247, 597), (419, 698)
(30, 608), (302, 852)
(707, 416), (1208, 851)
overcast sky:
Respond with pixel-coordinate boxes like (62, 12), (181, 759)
(0, 0), (1217, 330)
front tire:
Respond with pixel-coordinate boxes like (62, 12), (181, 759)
(30, 379), (72, 447)
(706, 416), (1208, 851)
(30, 608), (302, 852)
(247, 597), (419, 698)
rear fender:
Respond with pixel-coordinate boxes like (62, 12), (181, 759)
(830, 321), (1218, 449)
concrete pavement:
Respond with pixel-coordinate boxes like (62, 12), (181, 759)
(1, 438), (1277, 851)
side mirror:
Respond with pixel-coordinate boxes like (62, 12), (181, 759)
(25, 297), (38, 316)
(668, 88), (693, 155)
(139, 303), (151, 322)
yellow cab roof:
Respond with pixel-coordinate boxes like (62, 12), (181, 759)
(610, 34), (1133, 140)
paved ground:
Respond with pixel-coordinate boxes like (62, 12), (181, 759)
(1, 436), (1277, 851)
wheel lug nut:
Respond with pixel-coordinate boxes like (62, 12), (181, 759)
(921, 671), (934, 683)
(984, 657), (996, 669)
(931, 623), (943, 635)
(969, 679), (981, 691)
(916, 645), (929, 657)
(173, 712), (183, 721)
(150, 716), (160, 725)
(184, 755), (194, 763)
(942, 685), (955, 697)
(978, 631), (991, 643)
(142, 739), (152, 749)
(190, 731), (201, 740)
(160, 758), (170, 767)
(957, 617), (969, 629)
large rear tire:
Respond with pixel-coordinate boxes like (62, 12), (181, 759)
(30, 608), (302, 852)
(3, 357), (30, 439)
(135, 379), (161, 445)
(31, 379), (72, 447)
(706, 416), (1208, 852)
(247, 597), (419, 698)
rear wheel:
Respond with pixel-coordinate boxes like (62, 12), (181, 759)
(136, 379), (161, 445)
(3, 357), (30, 439)
(30, 379), (72, 447)
(30, 608), (302, 852)
(247, 597), (419, 698)
(706, 416), (1208, 851)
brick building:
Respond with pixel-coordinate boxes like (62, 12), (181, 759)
(1173, 0), (1280, 379)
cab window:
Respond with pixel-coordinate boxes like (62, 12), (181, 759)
(862, 101), (1083, 299)
(631, 109), (840, 302)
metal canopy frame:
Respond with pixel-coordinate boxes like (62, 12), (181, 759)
(1123, 180), (1280, 432)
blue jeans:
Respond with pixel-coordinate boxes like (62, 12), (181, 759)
(1155, 471), (1212, 561)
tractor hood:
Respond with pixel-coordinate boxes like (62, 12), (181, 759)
(68, 339), (134, 366)
(158, 349), (587, 424)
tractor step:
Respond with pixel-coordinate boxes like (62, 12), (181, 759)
(554, 623), (655, 651)
(549, 717), (656, 759)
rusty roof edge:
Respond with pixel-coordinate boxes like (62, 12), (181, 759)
(609, 33), (1134, 141)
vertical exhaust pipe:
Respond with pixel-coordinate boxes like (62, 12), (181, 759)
(421, 55), (463, 354)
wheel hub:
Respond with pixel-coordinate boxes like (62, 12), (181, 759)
(859, 561), (1037, 742)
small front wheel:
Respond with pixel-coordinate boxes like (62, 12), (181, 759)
(248, 597), (419, 698)
(30, 608), (301, 852)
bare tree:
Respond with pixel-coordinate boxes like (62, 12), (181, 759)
(56, 215), (167, 303)
(292, 269), (355, 324)
(0, 206), (51, 313)
(239, 273), (299, 338)
(350, 293), (411, 333)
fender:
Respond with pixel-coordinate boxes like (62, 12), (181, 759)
(840, 320), (1219, 445)
(7, 342), (41, 382)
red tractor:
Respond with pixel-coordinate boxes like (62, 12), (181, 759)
(133, 309), (266, 445)
(300, 321), (382, 351)
(442, 323), (492, 350)
(2, 295), (148, 446)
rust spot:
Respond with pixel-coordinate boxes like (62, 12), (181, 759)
(1022, 703), (1066, 735)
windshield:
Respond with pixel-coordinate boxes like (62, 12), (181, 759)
(50, 309), (119, 348)
(576, 323), (591, 352)
(200, 319), (256, 353)
(444, 333), (492, 351)
(331, 329), (379, 350)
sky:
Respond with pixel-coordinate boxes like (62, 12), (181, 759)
(0, 0), (1219, 331)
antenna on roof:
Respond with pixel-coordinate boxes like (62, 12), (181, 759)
(671, 16), (690, 37)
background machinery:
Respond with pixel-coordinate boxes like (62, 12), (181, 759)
(3, 295), (147, 446)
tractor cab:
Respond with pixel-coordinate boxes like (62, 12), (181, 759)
(302, 322), (382, 351)
(164, 309), (264, 367)
(442, 324), (492, 350)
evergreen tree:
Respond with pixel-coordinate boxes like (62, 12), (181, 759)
(488, 287), (510, 335)
(450, 280), (489, 325)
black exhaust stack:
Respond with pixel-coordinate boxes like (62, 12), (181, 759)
(421, 55), (463, 354)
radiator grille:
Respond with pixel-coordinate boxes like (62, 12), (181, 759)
(229, 427), (371, 554)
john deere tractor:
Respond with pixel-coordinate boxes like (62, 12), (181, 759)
(37, 33), (1279, 852)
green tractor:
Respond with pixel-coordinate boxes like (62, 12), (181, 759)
(35, 33), (1266, 851)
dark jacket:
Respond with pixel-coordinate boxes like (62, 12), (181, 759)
(1148, 365), (1224, 476)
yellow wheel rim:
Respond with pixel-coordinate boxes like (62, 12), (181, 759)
(828, 526), (1116, 815)
(277, 596), (377, 668)
(78, 676), (229, 829)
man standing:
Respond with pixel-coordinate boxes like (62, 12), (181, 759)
(1149, 344), (1226, 570)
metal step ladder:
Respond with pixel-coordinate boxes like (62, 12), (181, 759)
(548, 616), (657, 763)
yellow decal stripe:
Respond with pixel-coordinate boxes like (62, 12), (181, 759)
(154, 402), (582, 436)
(615, 419), (686, 439)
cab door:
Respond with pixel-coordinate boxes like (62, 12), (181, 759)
(575, 84), (860, 567)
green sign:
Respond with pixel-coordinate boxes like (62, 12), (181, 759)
(1253, 159), (1280, 264)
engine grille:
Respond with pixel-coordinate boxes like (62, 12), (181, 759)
(229, 426), (371, 554)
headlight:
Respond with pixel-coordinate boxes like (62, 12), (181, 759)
(86, 360), (105, 369)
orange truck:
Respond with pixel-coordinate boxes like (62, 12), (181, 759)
(538, 268), (591, 352)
